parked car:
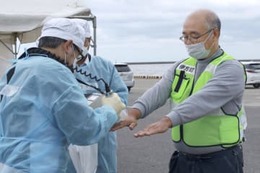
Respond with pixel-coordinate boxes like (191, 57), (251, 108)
(241, 61), (260, 88)
(114, 63), (135, 91)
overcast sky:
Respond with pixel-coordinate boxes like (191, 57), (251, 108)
(84, 0), (260, 63)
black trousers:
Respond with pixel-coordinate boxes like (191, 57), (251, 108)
(169, 145), (244, 173)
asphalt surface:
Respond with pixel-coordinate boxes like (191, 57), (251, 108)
(117, 78), (260, 173)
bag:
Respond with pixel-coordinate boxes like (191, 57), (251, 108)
(69, 144), (98, 173)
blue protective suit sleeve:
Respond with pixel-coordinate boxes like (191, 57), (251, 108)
(53, 85), (118, 145)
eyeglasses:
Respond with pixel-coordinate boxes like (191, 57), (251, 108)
(73, 45), (85, 60)
(179, 28), (214, 43)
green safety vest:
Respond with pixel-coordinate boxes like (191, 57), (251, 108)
(171, 53), (245, 147)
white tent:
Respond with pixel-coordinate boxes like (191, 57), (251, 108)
(0, 2), (99, 172)
(0, 0), (96, 77)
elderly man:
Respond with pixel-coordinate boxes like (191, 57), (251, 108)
(0, 18), (125, 173)
(114, 9), (247, 173)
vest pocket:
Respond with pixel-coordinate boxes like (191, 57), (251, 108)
(182, 116), (240, 147)
(171, 125), (181, 142)
(171, 71), (190, 103)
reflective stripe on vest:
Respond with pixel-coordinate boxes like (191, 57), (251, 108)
(171, 53), (245, 147)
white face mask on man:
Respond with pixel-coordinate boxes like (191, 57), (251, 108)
(185, 31), (213, 60)
(82, 47), (89, 57)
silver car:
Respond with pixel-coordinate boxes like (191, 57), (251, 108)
(241, 61), (260, 88)
(115, 63), (135, 91)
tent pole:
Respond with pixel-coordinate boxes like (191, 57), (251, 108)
(93, 15), (97, 56)
(14, 33), (18, 58)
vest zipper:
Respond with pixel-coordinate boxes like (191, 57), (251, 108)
(181, 67), (196, 141)
(174, 70), (185, 92)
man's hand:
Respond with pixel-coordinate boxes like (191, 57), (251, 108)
(134, 116), (172, 138)
(111, 115), (137, 131)
(111, 108), (141, 131)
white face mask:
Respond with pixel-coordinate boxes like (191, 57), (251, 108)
(185, 31), (213, 60)
(73, 58), (78, 69)
(82, 47), (89, 57)
(76, 47), (88, 62)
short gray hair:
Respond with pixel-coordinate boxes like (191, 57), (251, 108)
(205, 12), (221, 31)
(38, 37), (66, 49)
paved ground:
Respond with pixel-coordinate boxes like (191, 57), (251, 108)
(117, 78), (260, 173)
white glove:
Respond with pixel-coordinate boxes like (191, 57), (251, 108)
(87, 93), (103, 108)
(101, 93), (126, 114)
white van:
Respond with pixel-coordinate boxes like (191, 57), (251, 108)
(241, 61), (260, 88)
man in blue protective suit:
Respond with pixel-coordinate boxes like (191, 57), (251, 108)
(0, 17), (125, 173)
(69, 19), (128, 173)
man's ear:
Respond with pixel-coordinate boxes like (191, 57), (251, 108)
(213, 28), (220, 39)
(63, 40), (74, 54)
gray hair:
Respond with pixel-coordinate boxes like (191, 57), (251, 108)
(38, 37), (66, 49)
(205, 11), (221, 31)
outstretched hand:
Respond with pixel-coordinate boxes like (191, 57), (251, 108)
(134, 116), (172, 138)
(110, 107), (141, 131)
(111, 115), (137, 131)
